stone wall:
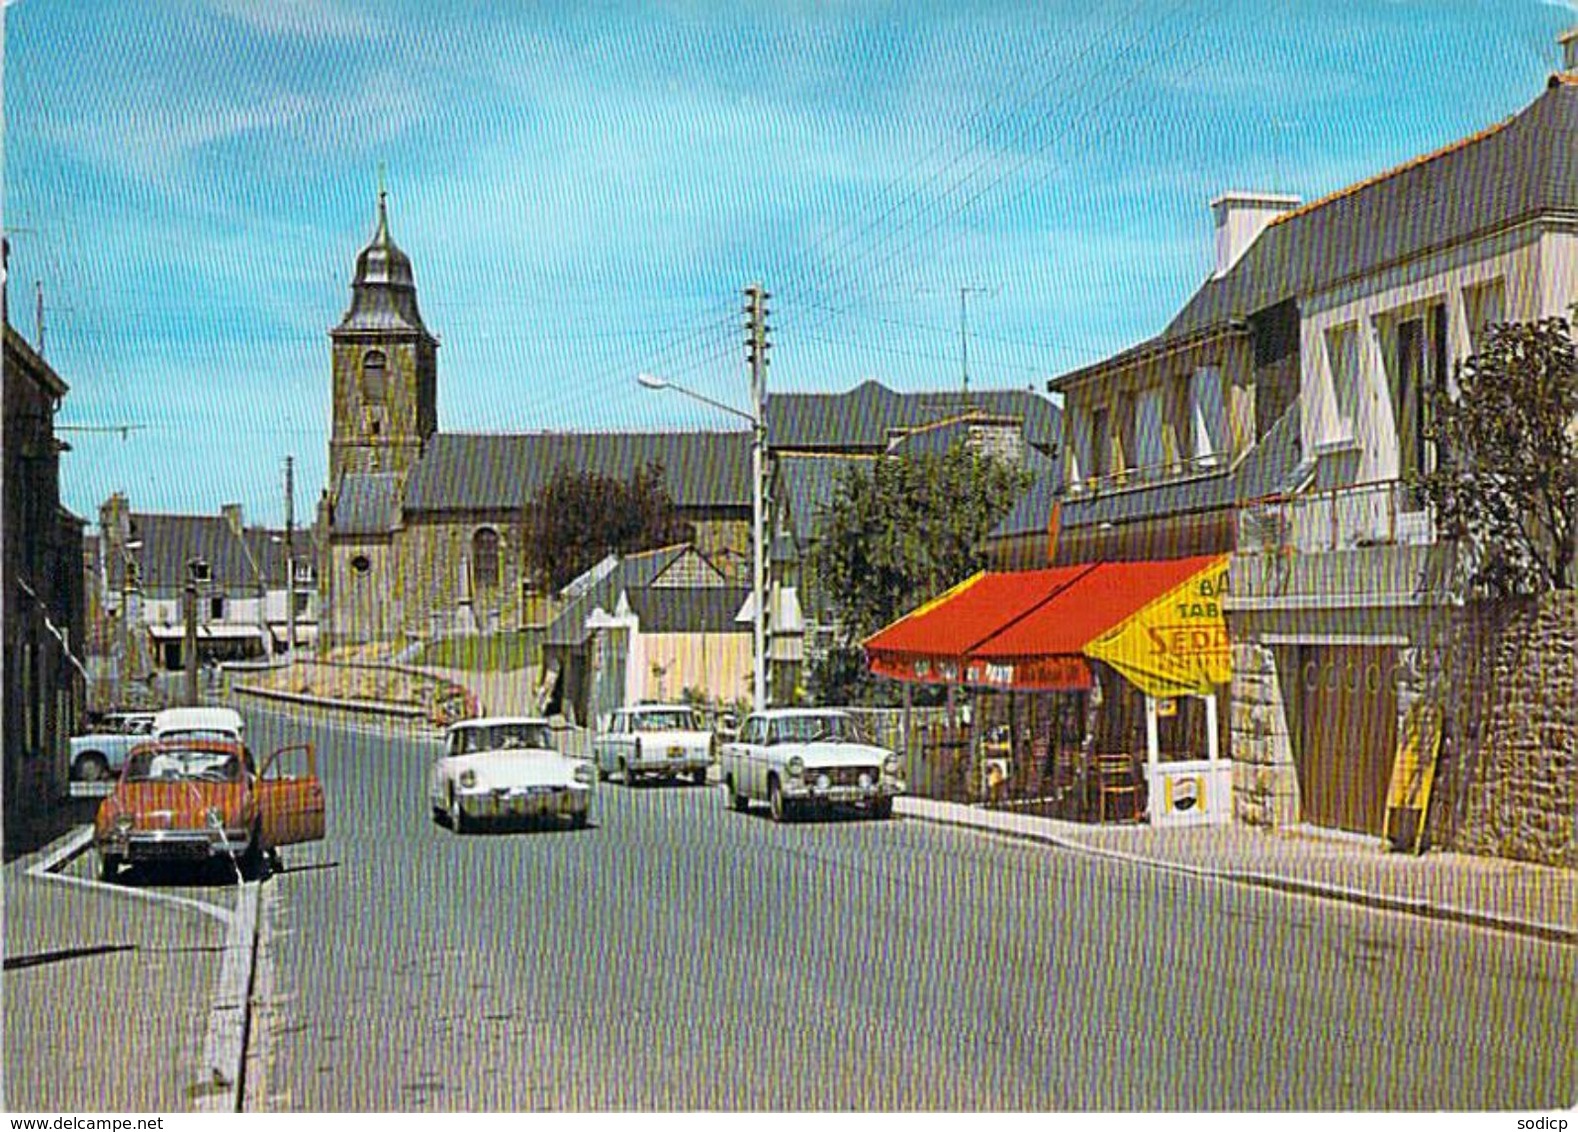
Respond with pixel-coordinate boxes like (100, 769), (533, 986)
(1438, 593), (1577, 869)
(1230, 640), (1298, 827)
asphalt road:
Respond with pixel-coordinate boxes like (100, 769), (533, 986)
(239, 704), (1576, 1111)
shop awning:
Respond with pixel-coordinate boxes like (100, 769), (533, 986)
(864, 554), (1230, 697)
(862, 564), (1096, 684)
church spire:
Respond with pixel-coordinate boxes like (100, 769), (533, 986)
(334, 174), (431, 338)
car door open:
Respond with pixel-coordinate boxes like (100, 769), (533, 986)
(258, 742), (327, 848)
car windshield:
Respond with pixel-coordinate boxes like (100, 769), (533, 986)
(769, 714), (863, 745)
(632, 710), (698, 732)
(124, 747), (243, 784)
(454, 723), (552, 754)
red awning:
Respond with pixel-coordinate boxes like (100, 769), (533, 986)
(863, 555), (1225, 692)
(862, 564), (1094, 684)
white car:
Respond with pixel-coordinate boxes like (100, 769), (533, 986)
(720, 708), (905, 823)
(152, 706), (245, 742)
(429, 716), (595, 833)
(593, 704), (716, 787)
(70, 711), (157, 781)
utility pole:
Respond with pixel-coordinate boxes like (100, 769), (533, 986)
(744, 282), (770, 710)
(183, 560), (203, 706)
(284, 455), (297, 658)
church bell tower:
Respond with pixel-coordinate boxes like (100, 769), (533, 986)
(328, 187), (438, 488)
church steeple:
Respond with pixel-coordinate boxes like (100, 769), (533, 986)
(335, 185), (432, 338)
(328, 182), (439, 487)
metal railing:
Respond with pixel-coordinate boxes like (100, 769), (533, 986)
(1237, 478), (1436, 556)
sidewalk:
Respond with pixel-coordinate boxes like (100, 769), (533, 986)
(2, 835), (232, 1111)
(896, 796), (1578, 944)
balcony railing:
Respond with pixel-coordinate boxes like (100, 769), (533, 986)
(1236, 478), (1436, 556)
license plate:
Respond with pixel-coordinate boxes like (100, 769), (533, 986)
(668, 746), (684, 758)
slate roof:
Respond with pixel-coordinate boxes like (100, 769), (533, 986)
(988, 465), (1068, 540)
(545, 545), (693, 647)
(404, 432), (752, 514)
(1053, 78), (1578, 390)
(625, 586), (751, 634)
(335, 473), (404, 536)
(767, 380), (1060, 453)
(1170, 78), (1578, 341)
(110, 512), (315, 594)
(772, 453), (876, 546)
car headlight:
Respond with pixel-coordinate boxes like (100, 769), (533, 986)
(573, 762), (595, 785)
(786, 756), (805, 779)
(883, 754), (902, 776)
(815, 773), (831, 791)
(459, 769), (477, 788)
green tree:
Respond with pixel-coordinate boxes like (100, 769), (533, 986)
(1423, 314), (1578, 596)
(806, 444), (1033, 702)
(524, 462), (694, 591)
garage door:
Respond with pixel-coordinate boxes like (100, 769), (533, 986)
(1296, 645), (1398, 836)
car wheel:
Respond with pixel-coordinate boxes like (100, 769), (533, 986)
(725, 775), (748, 812)
(570, 807), (589, 830)
(597, 766), (610, 783)
(432, 804), (447, 826)
(448, 789), (468, 835)
(691, 768), (707, 787)
(768, 778), (794, 824)
(622, 759), (638, 788)
(870, 796), (894, 820)
(75, 752), (111, 782)
(98, 853), (122, 882)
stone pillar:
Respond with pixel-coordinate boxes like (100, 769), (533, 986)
(1230, 639), (1299, 827)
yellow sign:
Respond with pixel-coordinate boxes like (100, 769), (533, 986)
(1083, 556), (1231, 697)
(1385, 702), (1445, 854)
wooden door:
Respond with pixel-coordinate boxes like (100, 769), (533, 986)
(1296, 645), (1397, 836)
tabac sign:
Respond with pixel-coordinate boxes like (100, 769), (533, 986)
(1082, 555), (1231, 698)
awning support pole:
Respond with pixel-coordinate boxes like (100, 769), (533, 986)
(1145, 694), (1160, 768)
(1206, 691), (1220, 764)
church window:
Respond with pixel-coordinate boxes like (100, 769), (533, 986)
(362, 350), (388, 401)
(472, 528), (501, 589)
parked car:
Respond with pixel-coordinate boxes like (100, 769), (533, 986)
(719, 708), (906, 823)
(593, 704), (715, 786)
(151, 706), (245, 742)
(429, 716), (595, 833)
(93, 735), (325, 881)
(70, 711), (157, 782)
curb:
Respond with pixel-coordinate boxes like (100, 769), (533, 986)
(15, 824), (260, 1111)
(894, 802), (1578, 947)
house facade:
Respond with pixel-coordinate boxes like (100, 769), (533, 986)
(94, 494), (318, 682)
(4, 320), (87, 842)
(1047, 43), (1578, 838)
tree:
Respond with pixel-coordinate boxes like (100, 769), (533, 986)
(805, 444), (1033, 702)
(524, 462), (694, 591)
(1422, 314), (1578, 596)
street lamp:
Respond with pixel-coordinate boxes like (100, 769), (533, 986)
(637, 372), (766, 710)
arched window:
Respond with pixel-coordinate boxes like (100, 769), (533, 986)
(362, 350), (387, 402)
(471, 528), (500, 589)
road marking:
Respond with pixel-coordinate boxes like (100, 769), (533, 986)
(25, 825), (236, 925)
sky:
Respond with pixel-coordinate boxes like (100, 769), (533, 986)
(4, 0), (1576, 528)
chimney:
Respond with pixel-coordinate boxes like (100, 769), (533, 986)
(1561, 27), (1578, 73)
(221, 503), (244, 535)
(1210, 191), (1301, 278)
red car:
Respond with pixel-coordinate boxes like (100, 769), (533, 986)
(93, 737), (325, 881)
